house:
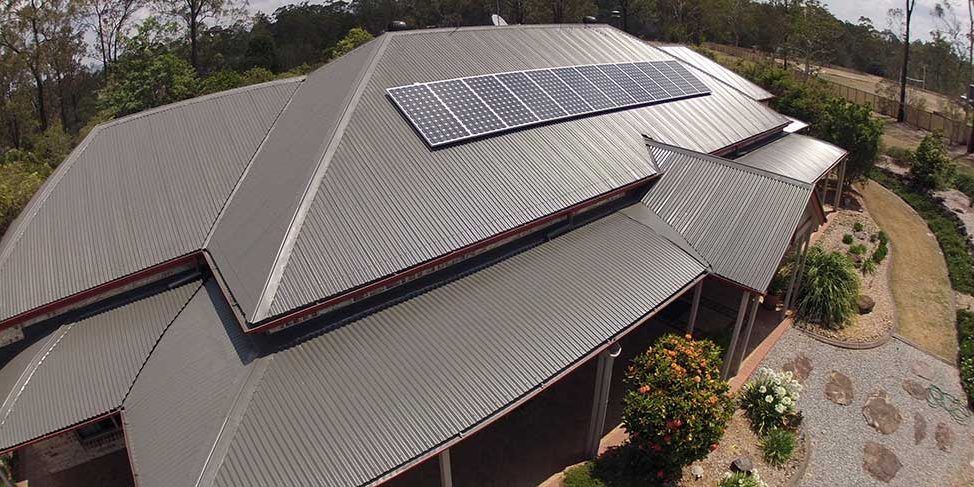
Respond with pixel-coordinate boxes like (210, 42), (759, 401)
(0, 24), (847, 487)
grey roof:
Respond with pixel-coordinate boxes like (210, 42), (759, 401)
(210, 213), (705, 486)
(123, 280), (260, 487)
(0, 281), (199, 451)
(0, 79), (300, 323)
(735, 133), (847, 184)
(204, 24), (789, 324)
(783, 116), (809, 133)
(640, 139), (813, 292)
(658, 45), (774, 101)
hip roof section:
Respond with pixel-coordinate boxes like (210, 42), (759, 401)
(205, 24), (789, 325)
(0, 79), (300, 324)
(658, 45), (774, 101)
(735, 133), (847, 184)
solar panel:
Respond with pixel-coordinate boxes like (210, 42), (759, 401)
(634, 62), (683, 99)
(429, 79), (507, 135)
(525, 69), (591, 115)
(575, 65), (634, 106)
(495, 71), (566, 121)
(666, 60), (710, 93)
(596, 64), (652, 103)
(465, 75), (539, 126)
(552, 67), (614, 110)
(387, 84), (470, 146)
(387, 60), (710, 147)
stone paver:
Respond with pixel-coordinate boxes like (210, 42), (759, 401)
(936, 423), (954, 452)
(756, 328), (974, 487)
(825, 371), (854, 405)
(783, 353), (813, 383)
(863, 391), (903, 435)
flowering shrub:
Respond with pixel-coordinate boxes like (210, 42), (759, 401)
(740, 367), (802, 433)
(719, 471), (768, 487)
(622, 334), (735, 479)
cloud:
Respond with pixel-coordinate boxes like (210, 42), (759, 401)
(822, 0), (953, 41)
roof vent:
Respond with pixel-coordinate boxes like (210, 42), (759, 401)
(388, 20), (409, 31)
(582, 15), (598, 24)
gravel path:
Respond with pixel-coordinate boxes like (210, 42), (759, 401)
(757, 328), (974, 486)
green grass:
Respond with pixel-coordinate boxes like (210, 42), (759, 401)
(872, 170), (974, 293)
(760, 428), (797, 466)
(959, 310), (974, 405)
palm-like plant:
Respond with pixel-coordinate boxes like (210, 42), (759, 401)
(796, 246), (861, 329)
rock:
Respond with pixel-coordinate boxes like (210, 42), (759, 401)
(691, 465), (704, 479)
(825, 371), (854, 405)
(911, 361), (934, 380)
(863, 442), (902, 483)
(731, 456), (754, 473)
(782, 353), (813, 383)
(936, 423), (954, 452)
(858, 295), (876, 314)
(914, 413), (927, 445)
(902, 379), (929, 401)
(862, 390), (902, 435)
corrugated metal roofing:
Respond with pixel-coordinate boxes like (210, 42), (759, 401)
(783, 116), (809, 133)
(211, 213), (705, 487)
(0, 282), (199, 450)
(123, 280), (260, 487)
(213, 24), (789, 323)
(0, 79), (300, 323)
(658, 45), (774, 101)
(735, 133), (846, 184)
(641, 139), (812, 292)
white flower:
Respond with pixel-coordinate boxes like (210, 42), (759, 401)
(774, 403), (786, 413)
(765, 395), (774, 403)
(774, 386), (786, 396)
(781, 396), (792, 406)
(759, 385), (767, 393)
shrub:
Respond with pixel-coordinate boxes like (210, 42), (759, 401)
(860, 258), (877, 275)
(0, 160), (53, 236)
(877, 230), (889, 245)
(871, 241), (888, 264)
(740, 367), (802, 433)
(795, 247), (861, 328)
(842, 233), (854, 245)
(622, 334), (735, 479)
(815, 98), (884, 180)
(959, 310), (974, 405)
(719, 471), (768, 487)
(872, 170), (974, 293)
(563, 462), (605, 487)
(853, 221), (864, 232)
(884, 145), (914, 163)
(760, 428), (797, 466)
(955, 172), (974, 203)
(911, 132), (956, 190)
(848, 243), (867, 256)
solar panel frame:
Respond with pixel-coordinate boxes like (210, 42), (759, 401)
(387, 60), (711, 147)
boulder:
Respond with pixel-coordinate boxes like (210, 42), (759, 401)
(858, 295), (876, 314)
(731, 456), (754, 474)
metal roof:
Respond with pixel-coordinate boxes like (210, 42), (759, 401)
(210, 213), (705, 487)
(0, 281), (199, 451)
(0, 79), (300, 323)
(123, 280), (261, 487)
(658, 45), (774, 101)
(783, 116), (809, 133)
(641, 139), (812, 292)
(735, 133), (847, 184)
(203, 24), (788, 324)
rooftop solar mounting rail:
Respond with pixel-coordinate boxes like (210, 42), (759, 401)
(387, 60), (711, 148)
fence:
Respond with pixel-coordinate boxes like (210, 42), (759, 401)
(702, 43), (974, 146)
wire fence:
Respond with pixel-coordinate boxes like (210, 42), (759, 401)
(702, 43), (973, 145)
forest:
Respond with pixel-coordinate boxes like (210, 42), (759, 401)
(1, 0), (974, 236)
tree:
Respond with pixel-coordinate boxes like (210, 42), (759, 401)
(814, 97), (883, 180)
(152, 0), (246, 71)
(329, 27), (373, 59)
(912, 132), (956, 189)
(896, 0), (918, 122)
(81, 0), (143, 73)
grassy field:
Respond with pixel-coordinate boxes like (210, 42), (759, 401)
(859, 180), (957, 361)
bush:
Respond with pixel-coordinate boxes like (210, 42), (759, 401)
(912, 132), (956, 190)
(0, 160), (53, 236)
(853, 221), (864, 232)
(848, 243), (867, 256)
(719, 471), (768, 487)
(815, 98), (884, 180)
(877, 230), (889, 245)
(563, 462), (605, 487)
(795, 247), (861, 328)
(872, 170), (974, 293)
(622, 334), (735, 479)
(955, 172), (974, 203)
(760, 428), (797, 466)
(860, 258), (877, 275)
(842, 233), (854, 245)
(884, 145), (914, 163)
(959, 310), (974, 406)
(871, 241), (888, 264)
(740, 367), (802, 433)
(330, 27), (374, 59)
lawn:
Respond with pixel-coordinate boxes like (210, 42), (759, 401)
(858, 180), (957, 361)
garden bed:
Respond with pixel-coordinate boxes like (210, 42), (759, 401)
(795, 198), (895, 345)
(677, 410), (807, 487)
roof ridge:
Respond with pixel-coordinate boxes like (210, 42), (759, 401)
(644, 137), (812, 189)
(251, 35), (391, 322)
(654, 45), (773, 102)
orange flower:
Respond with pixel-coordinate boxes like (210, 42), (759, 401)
(708, 395), (718, 405)
(693, 375), (701, 383)
(639, 385), (651, 394)
(685, 333), (693, 340)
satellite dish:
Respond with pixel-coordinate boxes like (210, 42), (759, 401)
(491, 14), (508, 26)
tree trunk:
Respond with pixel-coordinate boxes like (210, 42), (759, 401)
(32, 69), (47, 131)
(898, 1), (915, 123)
(190, 18), (199, 70)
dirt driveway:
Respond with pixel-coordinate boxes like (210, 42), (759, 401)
(858, 181), (956, 361)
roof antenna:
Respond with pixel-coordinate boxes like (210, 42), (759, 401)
(388, 20), (409, 31)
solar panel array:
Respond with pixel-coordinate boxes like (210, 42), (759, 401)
(387, 60), (711, 147)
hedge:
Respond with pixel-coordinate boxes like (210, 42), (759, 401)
(959, 310), (974, 406)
